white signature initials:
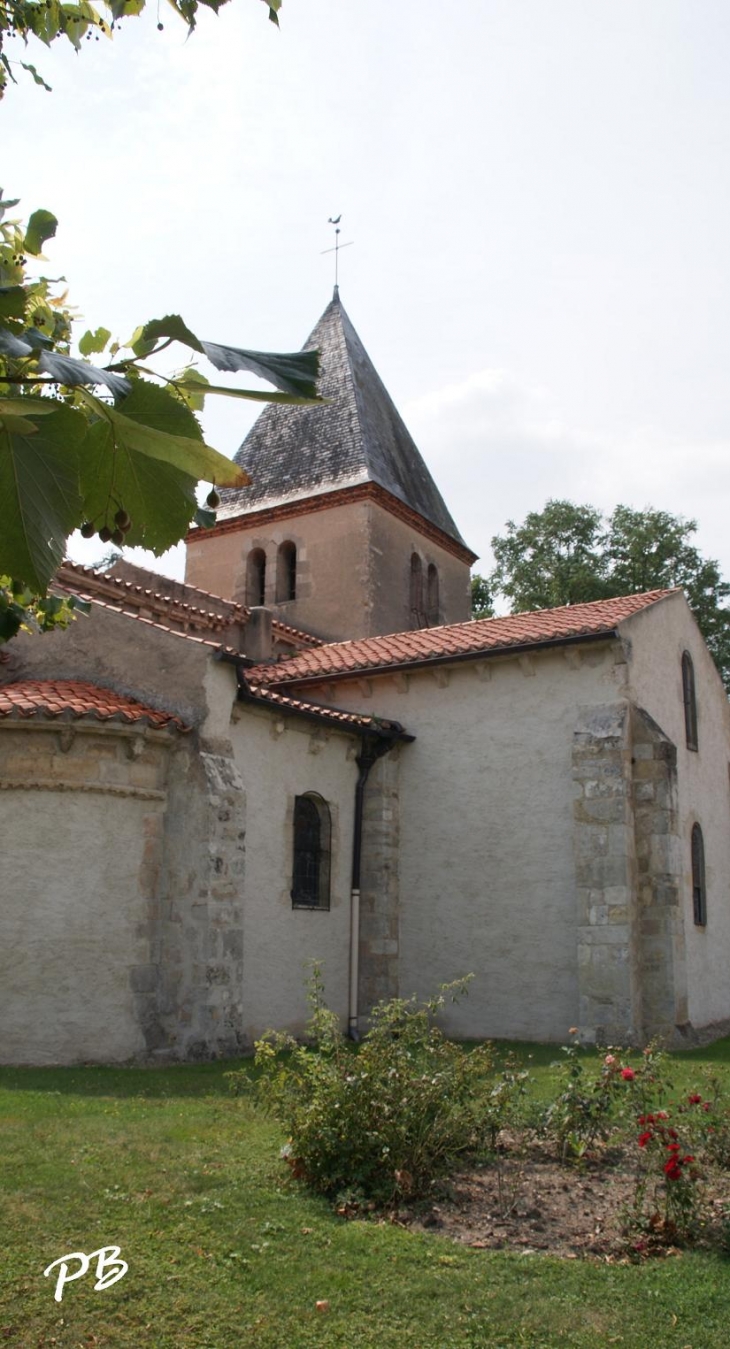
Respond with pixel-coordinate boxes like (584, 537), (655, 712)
(43, 1246), (128, 1302)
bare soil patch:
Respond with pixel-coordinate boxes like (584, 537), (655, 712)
(402, 1140), (729, 1260)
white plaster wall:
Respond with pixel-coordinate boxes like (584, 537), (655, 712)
(229, 706), (358, 1040)
(0, 790), (152, 1064)
(623, 595), (730, 1030)
(332, 643), (625, 1042)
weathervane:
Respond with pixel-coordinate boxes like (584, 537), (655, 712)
(321, 215), (354, 287)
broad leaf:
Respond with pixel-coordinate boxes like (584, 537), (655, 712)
(174, 377), (322, 406)
(0, 286), (28, 323)
(173, 368), (210, 412)
(24, 209), (58, 256)
(0, 403), (87, 590)
(37, 350), (131, 398)
(117, 379), (204, 442)
(0, 328), (33, 358)
(142, 314), (204, 354)
(76, 386), (249, 487)
(78, 419), (199, 553)
(20, 62), (53, 92)
(78, 326), (111, 356)
(201, 341), (319, 398)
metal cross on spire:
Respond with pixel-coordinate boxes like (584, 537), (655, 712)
(321, 215), (354, 288)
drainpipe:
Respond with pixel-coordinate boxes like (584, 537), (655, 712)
(349, 733), (409, 1040)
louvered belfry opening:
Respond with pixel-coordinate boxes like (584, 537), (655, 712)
(292, 793), (331, 909)
(247, 549), (266, 607)
(277, 541), (297, 602)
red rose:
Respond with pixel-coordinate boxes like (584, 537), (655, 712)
(621, 1068), (635, 1081)
(688, 1094), (702, 1105)
(638, 1131), (653, 1147)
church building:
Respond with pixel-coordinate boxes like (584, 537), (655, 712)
(2, 290), (730, 1064)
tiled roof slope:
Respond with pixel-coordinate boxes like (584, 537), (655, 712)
(219, 289), (469, 549)
(0, 680), (190, 731)
(242, 680), (405, 735)
(56, 562), (323, 651)
(249, 591), (676, 686)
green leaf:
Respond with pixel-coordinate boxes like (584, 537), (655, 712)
(117, 379), (204, 441)
(78, 419), (199, 553)
(19, 61), (53, 92)
(172, 368), (210, 412)
(0, 286), (29, 323)
(128, 324), (159, 358)
(0, 402), (87, 590)
(174, 377), (323, 406)
(142, 314), (204, 355)
(24, 209), (58, 257)
(200, 341), (320, 398)
(38, 350), (130, 398)
(76, 385), (249, 487)
(79, 326), (112, 357)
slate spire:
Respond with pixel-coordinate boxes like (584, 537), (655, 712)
(220, 291), (468, 549)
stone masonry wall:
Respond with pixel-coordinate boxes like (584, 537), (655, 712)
(358, 747), (401, 1013)
(573, 703), (642, 1043)
(631, 707), (687, 1041)
(157, 738), (246, 1059)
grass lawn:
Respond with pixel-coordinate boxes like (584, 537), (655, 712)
(2, 1043), (729, 1348)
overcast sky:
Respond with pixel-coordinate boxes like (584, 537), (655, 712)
(5, 0), (730, 586)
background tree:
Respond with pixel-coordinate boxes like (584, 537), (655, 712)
(470, 573), (495, 620)
(489, 499), (730, 690)
(490, 500), (606, 613)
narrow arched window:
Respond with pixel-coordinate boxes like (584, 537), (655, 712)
(292, 793), (331, 909)
(691, 823), (706, 926)
(426, 563), (440, 625)
(247, 548), (266, 607)
(277, 541), (297, 602)
(410, 553), (424, 625)
(682, 652), (698, 751)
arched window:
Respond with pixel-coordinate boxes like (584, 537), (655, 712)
(276, 541), (297, 602)
(682, 651), (698, 751)
(426, 563), (440, 625)
(292, 793), (331, 909)
(691, 823), (706, 926)
(247, 548), (266, 607)
(410, 553), (424, 626)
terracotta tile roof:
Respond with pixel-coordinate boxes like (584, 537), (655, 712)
(0, 680), (190, 732)
(242, 680), (405, 736)
(249, 590), (676, 686)
(56, 562), (323, 650)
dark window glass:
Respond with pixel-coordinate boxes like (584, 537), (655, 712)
(277, 541), (297, 601)
(292, 794), (331, 908)
(247, 549), (266, 607)
(691, 823), (706, 926)
(682, 651), (698, 751)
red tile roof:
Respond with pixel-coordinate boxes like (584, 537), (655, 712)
(0, 680), (190, 731)
(249, 590), (676, 686)
(56, 562), (323, 650)
(242, 680), (405, 735)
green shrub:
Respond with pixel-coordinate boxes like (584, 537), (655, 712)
(239, 969), (496, 1204)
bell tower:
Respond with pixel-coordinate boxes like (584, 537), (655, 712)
(185, 289), (476, 642)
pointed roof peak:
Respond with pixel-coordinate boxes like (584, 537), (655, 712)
(220, 294), (469, 551)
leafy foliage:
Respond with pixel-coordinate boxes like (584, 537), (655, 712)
(0, 0), (282, 97)
(470, 572), (495, 620)
(233, 969), (496, 1205)
(490, 499), (730, 689)
(0, 190), (321, 631)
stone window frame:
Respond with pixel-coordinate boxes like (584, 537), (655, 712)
(682, 650), (698, 752)
(291, 792), (331, 910)
(426, 562), (440, 625)
(276, 541), (297, 602)
(691, 821), (707, 927)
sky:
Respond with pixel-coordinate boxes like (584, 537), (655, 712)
(5, 0), (730, 586)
